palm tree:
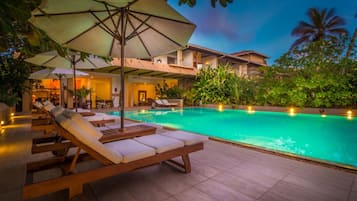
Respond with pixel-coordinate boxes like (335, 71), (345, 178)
(346, 10), (357, 58)
(177, 0), (233, 7)
(291, 8), (348, 49)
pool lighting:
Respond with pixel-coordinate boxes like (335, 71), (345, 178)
(247, 106), (255, 114)
(218, 104), (224, 112)
(171, 107), (176, 111)
(321, 114), (327, 118)
(140, 109), (146, 113)
(347, 110), (353, 120)
(289, 107), (296, 116)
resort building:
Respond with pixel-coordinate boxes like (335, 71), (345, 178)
(27, 44), (268, 111)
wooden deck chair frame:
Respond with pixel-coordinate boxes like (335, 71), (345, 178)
(31, 123), (157, 155)
(24, 121), (203, 200)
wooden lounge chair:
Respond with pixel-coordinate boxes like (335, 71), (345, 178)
(31, 104), (118, 135)
(24, 113), (207, 200)
(154, 99), (178, 107)
(31, 110), (157, 155)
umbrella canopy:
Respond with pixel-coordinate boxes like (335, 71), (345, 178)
(29, 0), (196, 128)
(25, 50), (111, 69)
(26, 50), (111, 111)
(29, 68), (88, 107)
(29, 68), (88, 80)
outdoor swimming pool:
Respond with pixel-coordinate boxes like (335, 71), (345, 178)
(109, 108), (357, 169)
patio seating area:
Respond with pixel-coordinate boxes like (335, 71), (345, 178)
(0, 112), (356, 201)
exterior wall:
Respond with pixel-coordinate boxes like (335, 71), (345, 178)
(131, 83), (156, 106)
(182, 50), (194, 67)
(153, 55), (168, 64)
(235, 54), (267, 65)
(202, 56), (218, 68)
(126, 76), (178, 107)
(22, 80), (32, 113)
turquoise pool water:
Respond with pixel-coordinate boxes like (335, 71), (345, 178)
(109, 108), (357, 168)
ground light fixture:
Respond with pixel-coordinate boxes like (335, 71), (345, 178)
(247, 106), (255, 114)
(289, 107), (296, 116)
(218, 104), (224, 112)
(347, 110), (352, 120)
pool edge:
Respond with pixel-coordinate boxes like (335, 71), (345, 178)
(209, 136), (357, 174)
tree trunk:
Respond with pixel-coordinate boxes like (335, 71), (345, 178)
(346, 28), (357, 58)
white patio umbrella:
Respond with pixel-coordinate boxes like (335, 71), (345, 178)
(29, 67), (89, 80)
(29, 0), (196, 128)
(26, 50), (111, 111)
(29, 68), (89, 107)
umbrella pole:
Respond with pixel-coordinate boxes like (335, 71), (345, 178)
(72, 55), (78, 112)
(59, 75), (64, 107)
(120, 7), (126, 130)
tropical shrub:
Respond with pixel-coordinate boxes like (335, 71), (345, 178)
(155, 81), (183, 99)
(0, 56), (31, 107)
(192, 64), (239, 104)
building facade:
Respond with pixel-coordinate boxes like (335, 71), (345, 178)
(27, 44), (268, 111)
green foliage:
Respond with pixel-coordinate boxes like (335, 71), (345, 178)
(290, 8), (348, 49)
(155, 81), (182, 99)
(191, 39), (356, 108)
(0, 56), (31, 106)
(192, 64), (239, 104)
(269, 39), (357, 108)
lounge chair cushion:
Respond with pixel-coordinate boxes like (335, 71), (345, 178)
(105, 139), (156, 163)
(155, 99), (163, 105)
(70, 114), (103, 140)
(62, 109), (76, 118)
(43, 101), (55, 112)
(33, 101), (43, 109)
(56, 115), (123, 164)
(160, 130), (209, 146)
(50, 106), (65, 117)
(134, 134), (184, 153)
(161, 99), (170, 105)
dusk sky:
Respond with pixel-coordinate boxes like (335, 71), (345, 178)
(167, 0), (357, 65)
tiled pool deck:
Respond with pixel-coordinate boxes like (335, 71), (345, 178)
(1, 114), (356, 201)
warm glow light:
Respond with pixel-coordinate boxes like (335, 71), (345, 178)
(0, 121), (4, 125)
(10, 113), (14, 116)
(218, 104), (224, 112)
(247, 106), (255, 114)
(347, 110), (353, 120)
(140, 109), (146, 113)
(321, 114), (327, 118)
(289, 107), (296, 116)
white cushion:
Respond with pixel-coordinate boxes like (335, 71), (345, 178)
(50, 106), (65, 117)
(43, 101), (55, 112)
(71, 114), (103, 140)
(105, 139), (156, 163)
(161, 99), (170, 105)
(33, 101), (43, 109)
(56, 115), (122, 164)
(134, 134), (184, 153)
(155, 99), (163, 105)
(62, 109), (76, 118)
(160, 130), (208, 146)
